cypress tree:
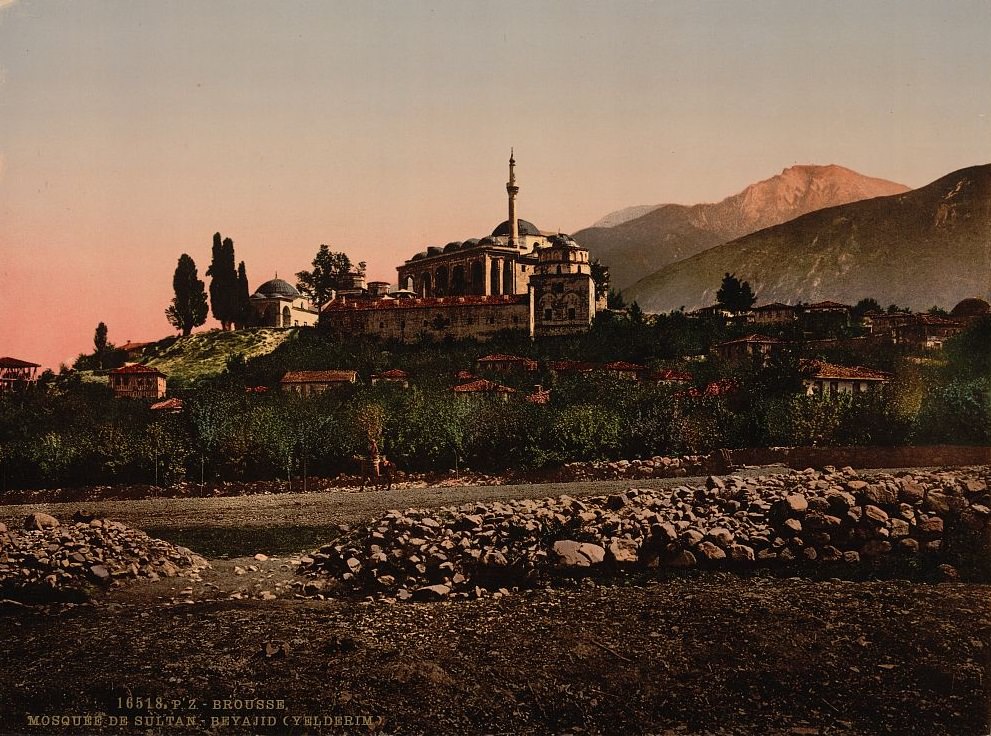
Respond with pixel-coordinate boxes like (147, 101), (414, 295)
(207, 233), (239, 330)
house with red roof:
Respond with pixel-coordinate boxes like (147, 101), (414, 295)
(0, 357), (40, 393)
(371, 368), (410, 388)
(280, 370), (358, 397)
(801, 359), (891, 395)
(108, 364), (167, 399)
(452, 378), (516, 402)
(476, 353), (538, 374)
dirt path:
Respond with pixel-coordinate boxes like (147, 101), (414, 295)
(0, 469), (793, 533)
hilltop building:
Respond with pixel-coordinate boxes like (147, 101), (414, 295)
(320, 153), (605, 342)
(250, 278), (319, 328)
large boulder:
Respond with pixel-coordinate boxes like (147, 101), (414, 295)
(24, 513), (59, 531)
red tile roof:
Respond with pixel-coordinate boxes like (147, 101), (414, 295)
(375, 368), (409, 379)
(149, 398), (184, 411)
(119, 341), (154, 352)
(322, 294), (527, 311)
(524, 388), (552, 404)
(452, 379), (516, 394)
(0, 357), (41, 368)
(548, 360), (599, 372)
(603, 361), (647, 372)
(754, 302), (795, 311)
(280, 370), (357, 383)
(454, 370), (477, 381)
(806, 301), (851, 310)
(110, 364), (166, 377)
(801, 359), (891, 381)
(647, 369), (692, 382)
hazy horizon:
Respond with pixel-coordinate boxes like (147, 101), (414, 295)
(2, 0), (990, 368)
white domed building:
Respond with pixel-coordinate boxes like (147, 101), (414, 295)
(250, 277), (319, 327)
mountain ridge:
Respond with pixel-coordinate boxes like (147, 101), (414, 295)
(576, 164), (910, 290)
(623, 164), (991, 313)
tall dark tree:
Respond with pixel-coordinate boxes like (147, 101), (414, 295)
(93, 322), (109, 369)
(716, 272), (757, 313)
(590, 258), (610, 301)
(234, 261), (253, 328)
(166, 254), (208, 336)
(206, 233), (239, 330)
(296, 245), (354, 313)
(852, 297), (882, 319)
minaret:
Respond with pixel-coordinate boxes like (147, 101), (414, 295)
(506, 148), (519, 248)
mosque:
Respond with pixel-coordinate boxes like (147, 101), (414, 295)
(319, 153), (607, 341)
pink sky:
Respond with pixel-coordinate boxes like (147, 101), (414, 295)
(2, 1), (990, 369)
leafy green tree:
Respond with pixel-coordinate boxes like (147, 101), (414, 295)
(206, 233), (239, 330)
(716, 272), (757, 313)
(166, 254), (208, 336)
(296, 245), (355, 313)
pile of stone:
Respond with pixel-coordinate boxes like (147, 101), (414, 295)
(0, 512), (209, 601)
(557, 455), (707, 482)
(297, 466), (990, 601)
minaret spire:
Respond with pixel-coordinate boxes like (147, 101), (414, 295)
(506, 149), (519, 247)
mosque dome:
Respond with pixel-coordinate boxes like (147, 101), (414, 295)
(491, 219), (541, 237)
(254, 278), (300, 298)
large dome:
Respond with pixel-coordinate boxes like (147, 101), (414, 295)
(491, 219), (541, 237)
(254, 278), (300, 298)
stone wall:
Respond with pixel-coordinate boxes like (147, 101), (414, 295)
(320, 296), (530, 343)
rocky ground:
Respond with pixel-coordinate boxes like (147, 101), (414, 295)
(0, 468), (989, 735)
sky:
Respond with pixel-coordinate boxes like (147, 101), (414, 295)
(1, 0), (989, 369)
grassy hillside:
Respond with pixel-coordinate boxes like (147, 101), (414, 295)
(143, 328), (298, 383)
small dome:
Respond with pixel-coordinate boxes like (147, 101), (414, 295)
(410, 251), (427, 262)
(462, 238), (480, 249)
(950, 297), (991, 319)
(254, 278), (300, 298)
(491, 219), (541, 237)
(477, 236), (496, 247)
(426, 246), (443, 256)
(443, 241), (463, 253)
(548, 233), (578, 248)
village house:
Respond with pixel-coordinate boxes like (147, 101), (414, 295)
(602, 361), (648, 380)
(476, 354), (538, 374)
(0, 357), (40, 393)
(801, 301), (852, 333)
(752, 302), (798, 325)
(119, 340), (154, 361)
(451, 378), (516, 402)
(645, 369), (693, 385)
(108, 364), (167, 399)
(547, 360), (599, 377)
(280, 370), (357, 396)
(713, 334), (785, 363)
(371, 369), (410, 388)
(895, 314), (963, 349)
(149, 397), (184, 413)
(801, 359), (891, 395)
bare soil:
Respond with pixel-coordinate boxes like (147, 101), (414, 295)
(1, 471), (989, 736)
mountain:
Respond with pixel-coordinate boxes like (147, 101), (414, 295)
(575, 165), (910, 290)
(623, 164), (991, 313)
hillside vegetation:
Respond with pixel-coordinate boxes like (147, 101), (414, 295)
(143, 328), (296, 383)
